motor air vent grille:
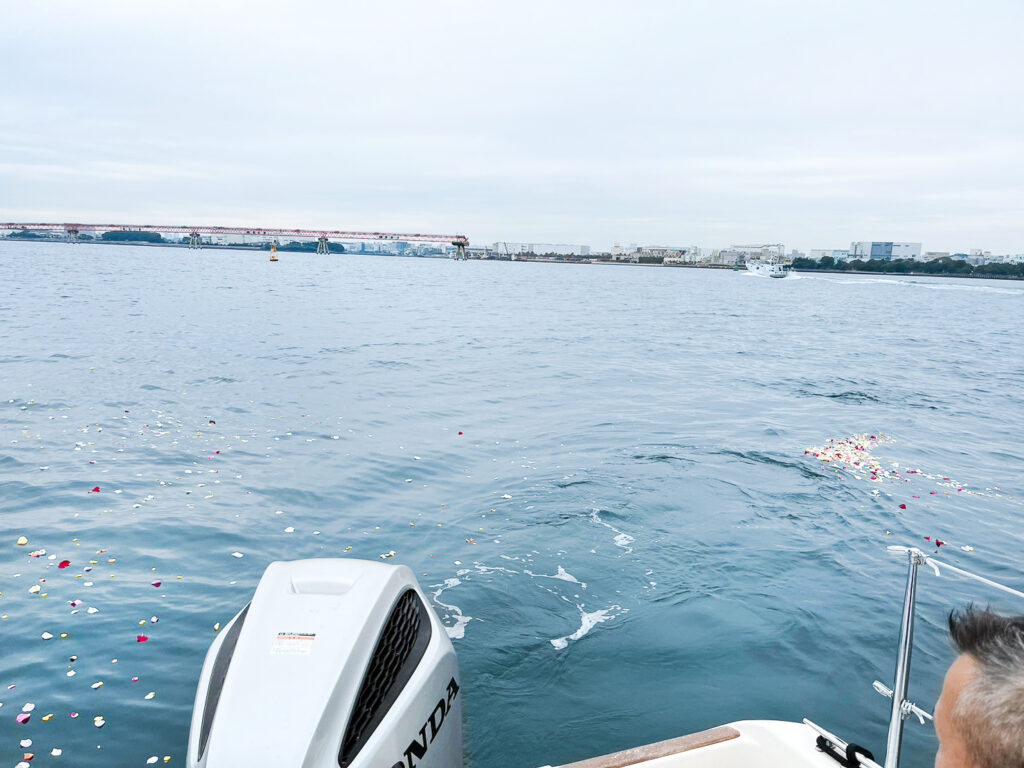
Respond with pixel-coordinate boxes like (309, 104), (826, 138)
(339, 589), (432, 767)
(199, 602), (249, 760)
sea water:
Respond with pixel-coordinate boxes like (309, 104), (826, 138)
(1, 241), (1023, 767)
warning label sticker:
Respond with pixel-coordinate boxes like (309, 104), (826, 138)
(271, 632), (316, 655)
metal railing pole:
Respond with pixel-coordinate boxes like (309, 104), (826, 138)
(885, 549), (922, 768)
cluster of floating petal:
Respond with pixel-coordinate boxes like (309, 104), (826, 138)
(804, 433), (893, 481)
(802, 433), (1011, 554)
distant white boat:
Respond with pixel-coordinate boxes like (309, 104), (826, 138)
(746, 255), (789, 278)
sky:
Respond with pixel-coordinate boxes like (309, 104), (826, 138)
(2, 0), (1023, 253)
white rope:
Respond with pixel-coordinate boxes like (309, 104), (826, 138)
(925, 557), (1024, 601)
(887, 545), (1024, 601)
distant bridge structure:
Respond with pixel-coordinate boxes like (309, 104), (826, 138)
(1, 222), (470, 258)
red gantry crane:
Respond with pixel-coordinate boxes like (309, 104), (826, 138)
(0, 222), (470, 259)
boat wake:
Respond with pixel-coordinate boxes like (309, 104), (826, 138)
(792, 274), (1024, 294)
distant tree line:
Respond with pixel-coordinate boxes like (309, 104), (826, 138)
(517, 251), (593, 261)
(104, 231), (163, 242)
(790, 255), (1024, 278)
(4, 230), (350, 252)
(7, 230), (147, 242)
(261, 241), (346, 254)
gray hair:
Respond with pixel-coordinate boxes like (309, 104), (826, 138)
(948, 606), (1024, 768)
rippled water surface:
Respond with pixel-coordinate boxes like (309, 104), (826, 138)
(2, 242), (1023, 768)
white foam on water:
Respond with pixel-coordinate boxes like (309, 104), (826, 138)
(523, 565), (586, 589)
(430, 577), (472, 639)
(552, 565), (582, 585)
(911, 282), (1024, 295)
(431, 560), (632, 644)
(613, 532), (635, 550)
(787, 274), (1024, 295)
(550, 604), (623, 649)
(430, 562), (523, 639)
(445, 613), (472, 640)
(589, 509), (635, 554)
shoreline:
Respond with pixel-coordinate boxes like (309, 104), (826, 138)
(3, 239), (1021, 280)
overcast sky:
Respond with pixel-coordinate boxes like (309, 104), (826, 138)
(2, 0), (1022, 253)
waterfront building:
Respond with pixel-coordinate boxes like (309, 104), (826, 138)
(609, 243), (639, 257)
(731, 244), (785, 262)
(849, 241), (922, 260)
(640, 246), (697, 261)
(709, 249), (744, 265)
(922, 251), (949, 260)
(660, 247), (702, 265)
(610, 250), (639, 263)
(208, 234), (258, 246)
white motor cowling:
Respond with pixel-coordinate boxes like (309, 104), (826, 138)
(187, 559), (463, 768)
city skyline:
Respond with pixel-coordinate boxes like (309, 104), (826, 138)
(9, 223), (1022, 265)
(2, 0), (1023, 253)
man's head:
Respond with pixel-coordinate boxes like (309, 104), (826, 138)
(934, 607), (1024, 768)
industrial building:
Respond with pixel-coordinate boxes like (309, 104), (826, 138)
(849, 241), (922, 260)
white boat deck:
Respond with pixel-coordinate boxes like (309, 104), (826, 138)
(542, 721), (841, 768)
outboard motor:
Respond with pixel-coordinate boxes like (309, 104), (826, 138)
(188, 559), (463, 768)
